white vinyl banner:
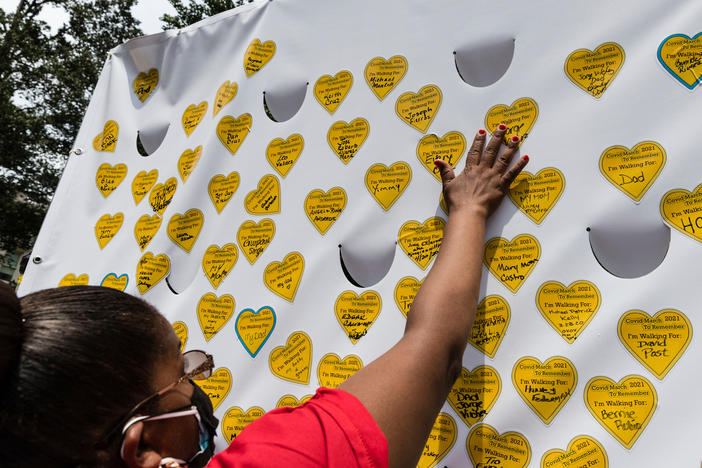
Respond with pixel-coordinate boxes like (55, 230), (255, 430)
(19, 0), (702, 465)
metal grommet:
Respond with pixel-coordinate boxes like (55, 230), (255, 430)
(71, 148), (83, 155)
(32, 257), (42, 264)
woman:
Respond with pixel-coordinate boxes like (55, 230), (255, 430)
(0, 125), (526, 467)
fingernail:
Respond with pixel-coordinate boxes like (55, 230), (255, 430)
(522, 154), (529, 162)
(498, 124), (507, 131)
(478, 129), (486, 135)
(511, 136), (520, 143)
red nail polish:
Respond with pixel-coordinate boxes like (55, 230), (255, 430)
(478, 129), (486, 135)
(511, 136), (520, 142)
(522, 154), (529, 162)
(498, 124), (507, 131)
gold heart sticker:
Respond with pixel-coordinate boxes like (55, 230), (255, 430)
(468, 295), (511, 358)
(660, 183), (702, 243)
(193, 367), (232, 410)
(202, 244), (238, 289)
(393, 276), (423, 318)
(221, 406), (265, 443)
(149, 177), (177, 216)
(658, 33), (702, 89)
(364, 55), (407, 101)
(467, 424), (531, 468)
(584, 375), (657, 449)
(217, 114), (252, 156)
(245, 175), (280, 215)
(172, 321), (188, 352)
(508, 168), (565, 224)
(416, 132), (466, 182)
(537, 280), (601, 343)
(512, 356), (577, 424)
(447, 366), (501, 427)
(243, 39), (275, 76)
(235, 306), (276, 358)
(238, 219), (275, 265)
(398, 217), (446, 270)
(365, 162), (412, 211)
(197, 292), (235, 342)
(266, 134), (304, 178)
(269, 331), (312, 384)
(618, 309), (692, 379)
(485, 97), (538, 145)
(417, 412), (457, 468)
(134, 214), (162, 251)
(133, 68), (159, 102)
(395, 84), (442, 133)
(263, 251), (304, 302)
(564, 42), (625, 98)
(208, 172), (240, 214)
(275, 394), (313, 409)
(92, 120), (119, 152)
(167, 208), (204, 253)
(213, 80), (238, 116)
(182, 101), (207, 136)
(599, 141), (666, 202)
(100, 273), (128, 291)
(178, 146), (203, 183)
(334, 290), (382, 344)
(317, 353), (363, 388)
(94, 213), (124, 249)
(483, 234), (540, 293)
(314, 70), (353, 114)
(304, 187), (347, 235)
(95, 163), (127, 198)
(136, 252), (170, 294)
(327, 118), (370, 165)
(541, 435), (609, 468)
(58, 273), (89, 287)
(132, 170), (158, 205)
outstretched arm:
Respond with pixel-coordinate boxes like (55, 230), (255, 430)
(339, 125), (527, 468)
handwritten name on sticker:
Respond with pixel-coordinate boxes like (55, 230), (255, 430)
(193, 367), (232, 410)
(269, 331), (312, 384)
(202, 244), (238, 289)
(334, 290), (382, 344)
(467, 424), (531, 468)
(178, 146), (202, 183)
(317, 353), (363, 388)
(398, 217), (446, 270)
(235, 306), (276, 358)
(221, 406), (265, 443)
(536, 280), (601, 343)
(149, 177), (177, 216)
(365, 162), (411, 211)
(172, 321), (187, 352)
(599, 141), (666, 203)
(314, 70), (353, 114)
(304, 187), (346, 235)
(213, 80), (237, 116)
(263, 251), (304, 302)
(92, 120), (118, 152)
(243, 39), (275, 76)
(100, 273), (128, 291)
(447, 366), (501, 427)
(485, 97), (538, 146)
(416, 132), (466, 182)
(208, 172), (240, 214)
(469, 295), (510, 358)
(197, 292), (235, 342)
(584, 375), (657, 449)
(483, 234), (540, 293)
(266, 134), (304, 178)
(245, 174), (280, 215)
(512, 356), (577, 424)
(95, 163), (127, 198)
(133, 68), (158, 102)
(618, 309), (692, 379)
(132, 169), (158, 205)
(660, 183), (702, 243)
(94, 213), (123, 249)
(508, 168), (565, 224)
(136, 252), (170, 294)
(167, 208), (204, 253)
(394, 276), (423, 318)
(657, 33), (702, 90)
(327, 118), (369, 165)
(134, 214), (162, 251)
(364, 55), (407, 101)
(237, 219), (275, 264)
(275, 394), (313, 409)
(564, 42), (625, 98)
(417, 412), (456, 468)
(217, 114), (252, 156)
(395, 84), (442, 133)
(58, 273), (89, 287)
(541, 435), (609, 468)
(181, 101), (207, 136)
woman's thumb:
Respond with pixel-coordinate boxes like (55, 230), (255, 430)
(433, 159), (455, 188)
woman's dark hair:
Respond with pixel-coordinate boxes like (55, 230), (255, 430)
(0, 284), (175, 467)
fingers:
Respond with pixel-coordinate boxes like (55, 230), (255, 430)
(482, 124), (508, 166)
(434, 158), (455, 188)
(465, 129), (487, 167)
(502, 154), (529, 187)
(493, 135), (520, 173)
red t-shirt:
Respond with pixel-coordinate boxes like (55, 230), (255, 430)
(208, 388), (388, 468)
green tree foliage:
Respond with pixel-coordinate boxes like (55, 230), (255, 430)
(161, 0), (253, 29)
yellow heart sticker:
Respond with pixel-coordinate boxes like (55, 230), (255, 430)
(213, 80), (238, 116)
(149, 177), (177, 216)
(95, 163), (127, 198)
(132, 169), (158, 205)
(100, 273), (128, 291)
(512, 356), (577, 424)
(416, 132), (466, 182)
(618, 309), (692, 379)
(468, 295), (511, 358)
(541, 435), (609, 468)
(134, 214), (162, 251)
(334, 290), (382, 344)
(660, 183), (702, 243)
(657, 33), (702, 89)
(365, 162), (412, 211)
(221, 406), (265, 443)
(314, 70), (353, 114)
(275, 394), (313, 409)
(193, 367), (232, 410)
(182, 101), (207, 136)
(245, 175), (280, 215)
(208, 172), (240, 214)
(92, 120), (118, 152)
(269, 331), (312, 384)
(395, 84), (442, 133)
(238, 219), (275, 265)
(317, 353), (363, 389)
(536, 281), (601, 344)
(202, 244), (238, 289)
(235, 306), (276, 358)
(394, 276), (423, 318)
(508, 168), (565, 224)
(364, 55), (407, 101)
(217, 114), (252, 156)
(243, 39), (275, 76)
(327, 118), (370, 165)
(398, 217), (446, 270)
(58, 273), (89, 287)
(197, 292), (235, 342)
(584, 375), (657, 449)
(484, 234), (540, 293)
(417, 412), (456, 468)
(485, 97), (538, 145)
(136, 252), (170, 294)
(167, 209), (204, 253)
(178, 146), (202, 183)
(599, 141), (666, 203)
(266, 134), (304, 178)
(263, 251), (304, 302)
(94, 213), (124, 249)
(304, 187), (346, 235)
(564, 42), (625, 98)
(467, 424), (531, 468)
(172, 321), (188, 352)
(447, 366), (501, 427)
(133, 68), (159, 102)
